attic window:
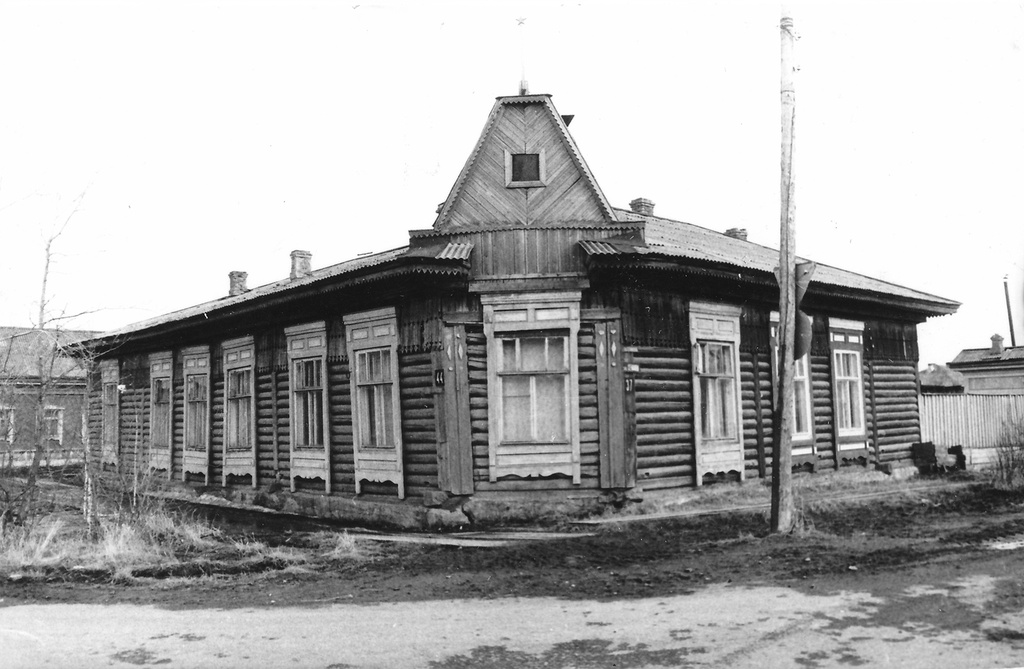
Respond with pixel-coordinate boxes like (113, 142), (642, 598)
(505, 150), (546, 188)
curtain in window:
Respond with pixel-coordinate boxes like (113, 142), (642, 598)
(697, 341), (737, 440)
(834, 351), (864, 431)
(498, 335), (568, 443)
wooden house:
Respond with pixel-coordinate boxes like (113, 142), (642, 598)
(79, 93), (959, 514)
(1, 327), (97, 468)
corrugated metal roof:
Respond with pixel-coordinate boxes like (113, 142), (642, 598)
(96, 246), (413, 339)
(605, 208), (958, 310)
(435, 242), (473, 260)
(950, 346), (1024, 366)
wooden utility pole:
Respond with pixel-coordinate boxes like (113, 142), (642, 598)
(771, 7), (798, 534)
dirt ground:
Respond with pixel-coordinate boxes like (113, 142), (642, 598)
(3, 477), (1024, 613)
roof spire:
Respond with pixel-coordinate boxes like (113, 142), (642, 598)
(517, 17), (529, 95)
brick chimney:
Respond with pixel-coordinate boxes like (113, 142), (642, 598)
(991, 334), (1005, 355)
(228, 271), (248, 296)
(725, 228), (748, 241)
(629, 198), (655, 216)
(290, 250), (312, 280)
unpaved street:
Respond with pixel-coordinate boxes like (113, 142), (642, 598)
(3, 551), (1024, 668)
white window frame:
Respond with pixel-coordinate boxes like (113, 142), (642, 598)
(482, 291), (581, 484)
(286, 321), (331, 493)
(182, 345), (211, 483)
(690, 301), (744, 485)
(504, 149), (547, 188)
(43, 406), (64, 445)
(770, 314), (815, 454)
(345, 308), (404, 498)
(149, 351), (173, 474)
(829, 318), (867, 451)
(222, 336), (257, 487)
(100, 359), (119, 465)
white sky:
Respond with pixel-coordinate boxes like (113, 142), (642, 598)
(1, 0), (1022, 368)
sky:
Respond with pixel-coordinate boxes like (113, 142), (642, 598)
(0, 0), (1022, 368)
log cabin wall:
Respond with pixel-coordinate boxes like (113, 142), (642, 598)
(740, 307), (773, 481)
(810, 318), (837, 471)
(863, 320), (921, 464)
(171, 354), (184, 478)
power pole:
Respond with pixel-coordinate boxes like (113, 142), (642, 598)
(1004, 275), (1016, 347)
(771, 7), (798, 534)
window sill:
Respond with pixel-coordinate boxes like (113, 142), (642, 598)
(506, 180), (546, 189)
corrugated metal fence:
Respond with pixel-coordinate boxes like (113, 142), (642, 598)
(919, 393), (1024, 468)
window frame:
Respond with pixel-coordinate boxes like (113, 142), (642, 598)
(829, 318), (868, 451)
(148, 351), (173, 473)
(504, 149), (547, 189)
(99, 359), (119, 465)
(482, 292), (581, 484)
(286, 321), (331, 493)
(182, 345), (211, 483)
(689, 301), (744, 485)
(0, 405), (14, 443)
(43, 406), (64, 445)
(222, 336), (256, 487)
(770, 315), (815, 452)
(344, 308), (404, 498)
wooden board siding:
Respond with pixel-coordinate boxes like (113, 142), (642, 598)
(328, 359), (355, 494)
(445, 102), (607, 228)
(399, 351), (439, 497)
(632, 347), (695, 490)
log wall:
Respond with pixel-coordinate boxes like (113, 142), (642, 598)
(631, 346), (694, 490)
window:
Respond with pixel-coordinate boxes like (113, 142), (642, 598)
(829, 318), (867, 451)
(689, 302), (744, 484)
(834, 350), (864, 434)
(0, 406), (13, 443)
(345, 309), (403, 497)
(185, 374), (208, 449)
(695, 341), (737, 440)
(770, 316), (814, 445)
(498, 335), (569, 443)
(100, 359), (119, 464)
(149, 352), (173, 456)
(226, 367), (253, 451)
(182, 346), (211, 483)
(504, 150), (546, 188)
(43, 407), (64, 444)
(482, 292), (581, 484)
(355, 349), (394, 447)
(222, 336), (256, 487)
(293, 358), (324, 447)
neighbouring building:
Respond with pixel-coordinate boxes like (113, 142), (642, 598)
(918, 364), (966, 394)
(1, 327), (97, 468)
(948, 334), (1024, 395)
(78, 92), (959, 519)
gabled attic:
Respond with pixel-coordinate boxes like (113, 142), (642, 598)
(433, 94), (616, 230)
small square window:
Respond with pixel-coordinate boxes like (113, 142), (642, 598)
(505, 151), (545, 187)
(512, 154), (540, 182)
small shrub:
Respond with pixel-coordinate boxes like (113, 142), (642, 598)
(994, 421), (1024, 488)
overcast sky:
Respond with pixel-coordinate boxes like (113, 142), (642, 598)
(1, 0), (1021, 368)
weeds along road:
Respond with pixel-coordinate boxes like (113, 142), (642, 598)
(2, 548), (1024, 669)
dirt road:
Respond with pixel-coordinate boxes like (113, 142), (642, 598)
(3, 549), (1024, 668)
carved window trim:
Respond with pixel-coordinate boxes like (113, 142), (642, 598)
(286, 321), (331, 493)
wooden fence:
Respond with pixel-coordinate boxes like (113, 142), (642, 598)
(919, 393), (1024, 468)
